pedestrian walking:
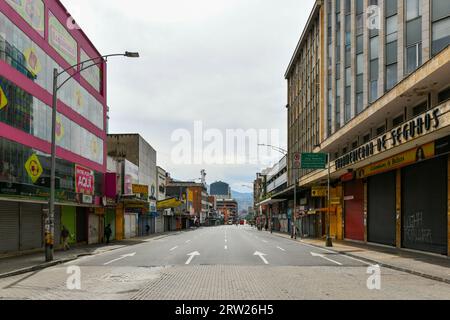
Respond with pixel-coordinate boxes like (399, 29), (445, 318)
(105, 224), (112, 244)
(146, 224), (150, 235)
(61, 226), (70, 251)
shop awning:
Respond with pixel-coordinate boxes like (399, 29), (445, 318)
(256, 198), (286, 207)
(157, 197), (184, 210)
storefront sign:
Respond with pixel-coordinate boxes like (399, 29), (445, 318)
(330, 197), (341, 205)
(75, 165), (94, 195)
(0, 86), (8, 111)
(82, 194), (93, 204)
(6, 0), (45, 36)
(25, 153), (43, 183)
(340, 171), (355, 182)
(132, 184), (149, 195)
(49, 12), (77, 66)
(357, 142), (435, 179)
(312, 186), (328, 197)
(335, 107), (442, 171)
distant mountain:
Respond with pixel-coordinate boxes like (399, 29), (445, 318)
(231, 190), (253, 215)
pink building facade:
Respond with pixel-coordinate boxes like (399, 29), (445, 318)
(0, 0), (108, 253)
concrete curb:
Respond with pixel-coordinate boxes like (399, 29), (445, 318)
(269, 231), (450, 285)
(0, 255), (81, 279)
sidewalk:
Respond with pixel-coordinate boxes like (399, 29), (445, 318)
(0, 230), (183, 279)
(268, 230), (450, 284)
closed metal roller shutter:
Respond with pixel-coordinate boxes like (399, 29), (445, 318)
(402, 156), (448, 255)
(344, 180), (365, 241)
(130, 214), (137, 238)
(88, 214), (99, 244)
(19, 203), (43, 251)
(368, 171), (396, 246)
(0, 201), (19, 253)
(54, 206), (61, 247)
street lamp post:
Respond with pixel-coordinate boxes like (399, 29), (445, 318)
(325, 152), (332, 247)
(45, 51), (139, 262)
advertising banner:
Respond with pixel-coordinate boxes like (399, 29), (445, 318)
(6, 0), (45, 36)
(75, 164), (94, 195)
(124, 160), (139, 195)
(48, 12), (77, 66)
(80, 49), (101, 92)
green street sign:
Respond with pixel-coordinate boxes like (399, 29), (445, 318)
(301, 153), (328, 169)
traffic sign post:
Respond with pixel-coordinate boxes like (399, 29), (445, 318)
(301, 152), (333, 247)
(292, 152), (301, 239)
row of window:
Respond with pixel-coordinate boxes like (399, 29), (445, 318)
(0, 11), (104, 130)
(0, 76), (104, 165)
(325, 0), (450, 138)
(332, 86), (450, 160)
(0, 136), (103, 195)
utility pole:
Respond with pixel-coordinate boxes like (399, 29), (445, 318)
(325, 152), (333, 247)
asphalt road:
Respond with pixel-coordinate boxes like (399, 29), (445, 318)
(76, 225), (366, 267)
(0, 225), (449, 300)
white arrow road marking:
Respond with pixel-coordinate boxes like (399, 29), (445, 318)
(224, 245), (228, 250)
(185, 251), (200, 265)
(170, 246), (178, 251)
(311, 252), (343, 266)
(254, 251), (269, 265)
(277, 246), (286, 252)
(103, 252), (136, 266)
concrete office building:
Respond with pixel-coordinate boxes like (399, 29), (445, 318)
(281, 0), (450, 255)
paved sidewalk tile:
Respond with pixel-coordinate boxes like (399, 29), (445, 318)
(266, 229), (450, 283)
(0, 231), (182, 277)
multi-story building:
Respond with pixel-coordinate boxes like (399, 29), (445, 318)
(107, 134), (158, 237)
(157, 166), (174, 232)
(216, 198), (238, 224)
(284, 0), (450, 256)
(210, 181), (231, 199)
(0, 0), (108, 253)
(166, 181), (207, 229)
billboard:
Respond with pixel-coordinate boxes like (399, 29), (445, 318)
(123, 160), (139, 195)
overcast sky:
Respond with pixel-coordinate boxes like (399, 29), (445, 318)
(61, 0), (315, 193)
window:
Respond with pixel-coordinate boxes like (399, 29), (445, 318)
(386, 64), (398, 90)
(406, 43), (422, 74)
(431, 0), (450, 56)
(412, 101), (428, 116)
(356, 35), (364, 54)
(393, 114), (404, 127)
(405, 0), (422, 74)
(363, 133), (371, 143)
(386, 15), (398, 43)
(377, 125), (386, 136)
(386, 0), (398, 17)
(370, 37), (379, 60)
(386, 41), (398, 65)
(406, 0), (422, 20)
(438, 87), (450, 103)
